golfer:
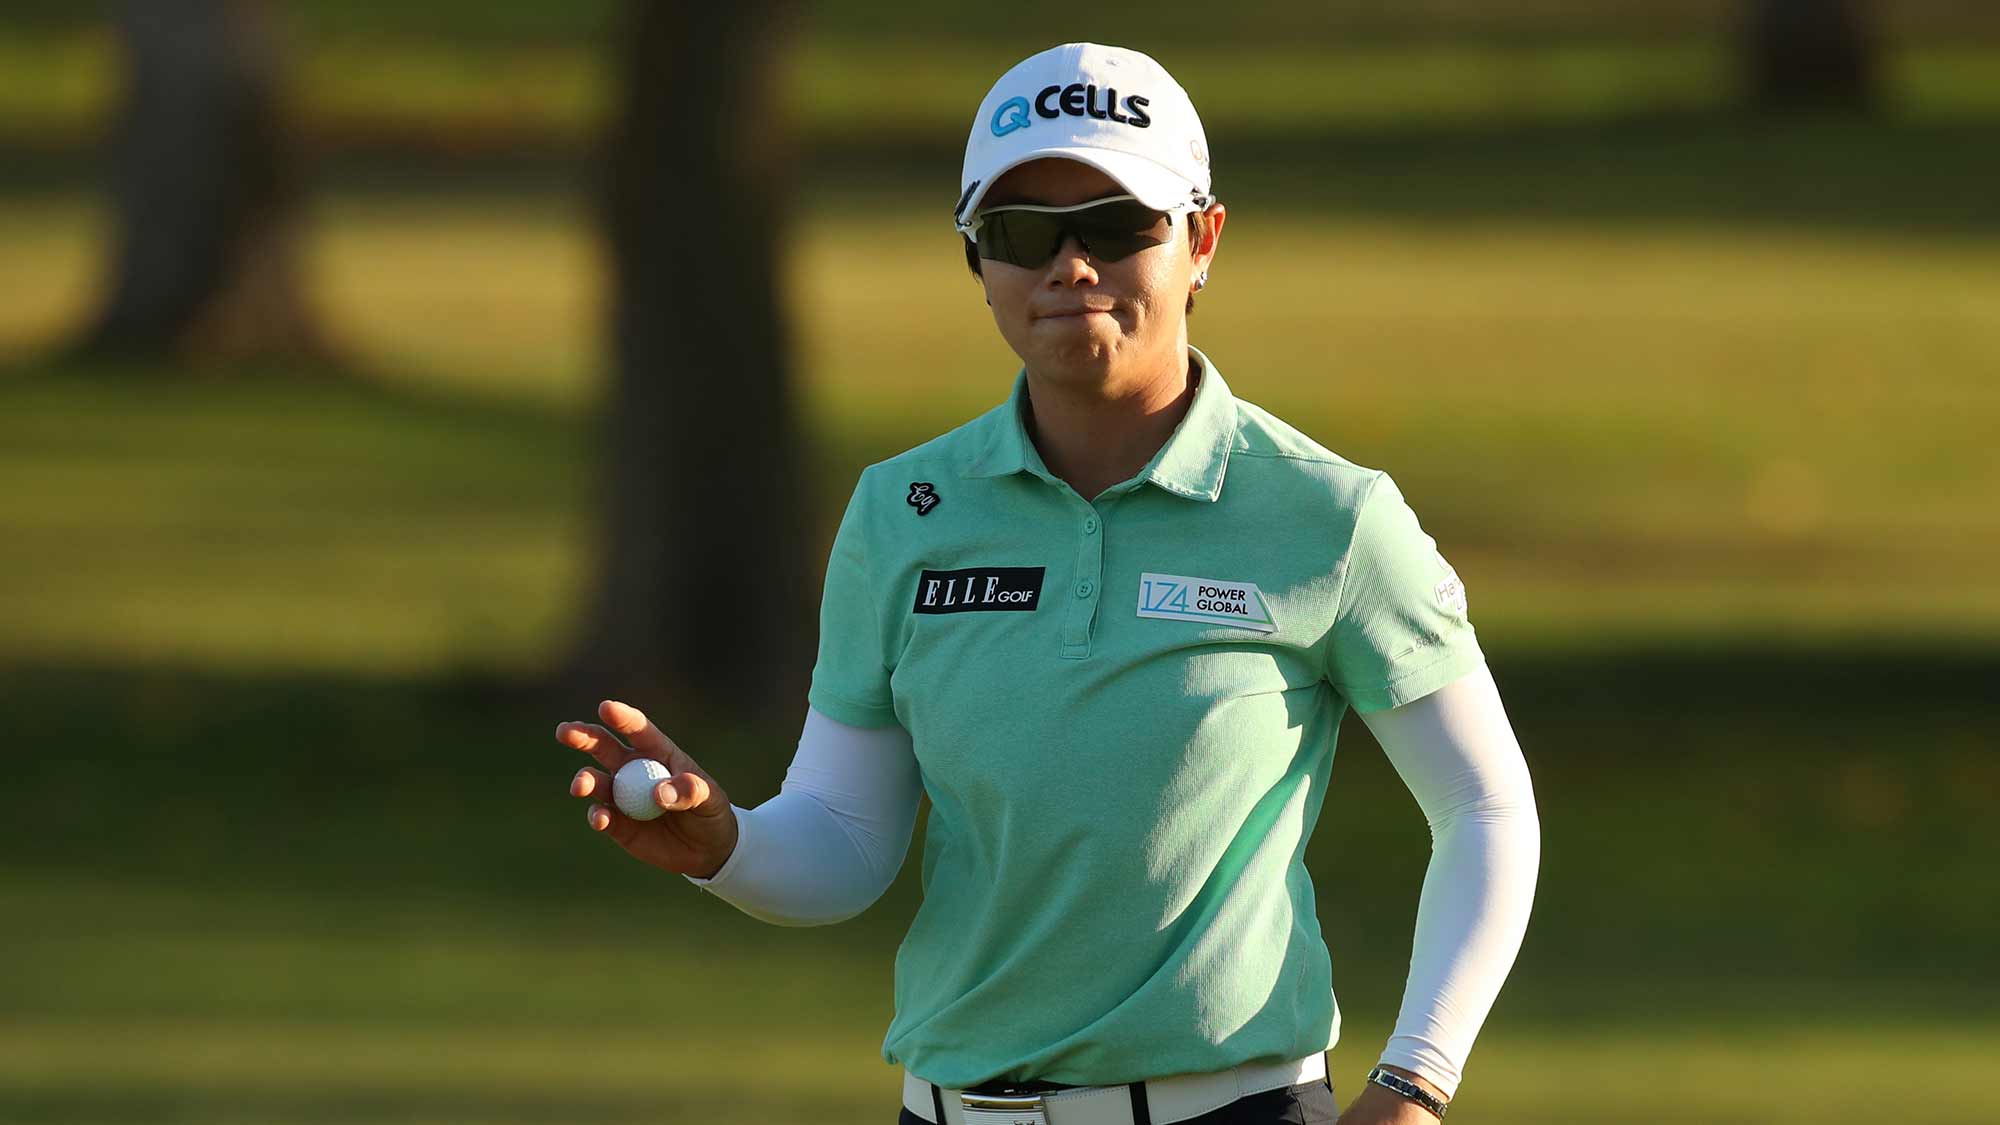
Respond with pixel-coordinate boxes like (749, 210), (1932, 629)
(557, 42), (1540, 1125)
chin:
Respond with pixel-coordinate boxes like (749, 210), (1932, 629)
(1030, 335), (1118, 380)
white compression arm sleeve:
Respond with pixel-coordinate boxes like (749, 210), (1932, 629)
(1357, 659), (1542, 1100)
(681, 705), (923, 926)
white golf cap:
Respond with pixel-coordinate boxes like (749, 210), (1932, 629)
(953, 42), (1212, 233)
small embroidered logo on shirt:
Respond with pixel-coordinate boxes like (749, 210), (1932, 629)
(1435, 573), (1467, 615)
(1137, 572), (1277, 633)
(906, 481), (940, 516)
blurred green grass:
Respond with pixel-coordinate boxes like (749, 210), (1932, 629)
(3, 30), (1999, 149)
(5, 0), (1997, 46)
(2, 194), (1996, 674)
(5, 1009), (1986, 1123)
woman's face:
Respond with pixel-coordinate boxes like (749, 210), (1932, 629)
(974, 158), (1223, 391)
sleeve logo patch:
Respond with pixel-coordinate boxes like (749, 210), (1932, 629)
(1435, 573), (1468, 615)
(913, 566), (1045, 614)
(1137, 572), (1277, 633)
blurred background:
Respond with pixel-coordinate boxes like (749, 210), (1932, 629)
(1, 2), (1995, 1122)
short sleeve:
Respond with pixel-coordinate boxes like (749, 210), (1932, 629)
(1325, 472), (1485, 713)
(806, 475), (901, 728)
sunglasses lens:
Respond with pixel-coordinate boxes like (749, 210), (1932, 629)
(975, 211), (1064, 268)
(974, 199), (1177, 268)
(1073, 200), (1175, 262)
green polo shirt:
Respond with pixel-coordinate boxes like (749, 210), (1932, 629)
(810, 344), (1483, 1088)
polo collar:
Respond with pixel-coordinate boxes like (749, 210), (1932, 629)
(961, 344), (1236, 503)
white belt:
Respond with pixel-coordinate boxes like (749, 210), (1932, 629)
(902, 1051), (1326, 1125)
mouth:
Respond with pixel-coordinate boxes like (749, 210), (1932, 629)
(1038, 308), (1115, 320)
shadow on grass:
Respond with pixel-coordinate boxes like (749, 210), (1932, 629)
(0, 1088), (866, 1125)
(811, 112), (2000, 237)
(1, 643), (1994, 983)
(0, 342), (581, 432)
(4, 112), (1994, 239)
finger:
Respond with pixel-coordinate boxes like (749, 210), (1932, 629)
(569, 766), (613, 801)
(556, 721), (637, 771)
(599, 700), (680, 762)
(585, 802), (647, 849)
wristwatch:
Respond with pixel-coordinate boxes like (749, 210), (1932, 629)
(1365, 1065), (1449, 1119)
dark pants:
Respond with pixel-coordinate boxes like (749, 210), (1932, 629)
(899, 1075), (1340, 1125)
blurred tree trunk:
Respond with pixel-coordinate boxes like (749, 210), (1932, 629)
(75, 0), (325, 364)
(1744, 0), (1880, 111)
(565, 0), (813, 723)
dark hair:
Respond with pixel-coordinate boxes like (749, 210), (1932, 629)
(963, 210), (1212, 316)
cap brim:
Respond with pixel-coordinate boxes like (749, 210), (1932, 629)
(957, 147), (1200, 230)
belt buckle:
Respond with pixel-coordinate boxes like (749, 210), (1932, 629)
(959, 1090), (1050, 1125)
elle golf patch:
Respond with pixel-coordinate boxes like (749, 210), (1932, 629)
(1137, 572), (1277, 633)
(913, 566), (1045, 614)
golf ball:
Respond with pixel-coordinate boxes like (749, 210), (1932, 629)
(613, 758), (672, 821)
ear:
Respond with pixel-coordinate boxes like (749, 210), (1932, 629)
(1190, 203), (1226, 278)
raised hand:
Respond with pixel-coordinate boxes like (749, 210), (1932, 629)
(557, 699), (739, 878)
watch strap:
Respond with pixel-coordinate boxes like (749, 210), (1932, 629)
(1365, 1065), (1449, 1118)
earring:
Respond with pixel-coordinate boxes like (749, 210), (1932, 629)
(1192, 271), (1208, 292)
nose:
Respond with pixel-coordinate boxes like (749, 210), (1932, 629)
(1047, 233), (1098, 286)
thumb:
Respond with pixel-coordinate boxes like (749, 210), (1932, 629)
(656, 770), (719, 814)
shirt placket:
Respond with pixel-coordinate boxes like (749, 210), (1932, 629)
(1060, 504), (1104, 660)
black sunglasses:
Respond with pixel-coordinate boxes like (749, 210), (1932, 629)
(964, 193), (1202, 269)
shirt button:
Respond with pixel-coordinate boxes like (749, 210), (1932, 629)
(1076, 580), (1094, 599)
(1083, 516), (1098, 534)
